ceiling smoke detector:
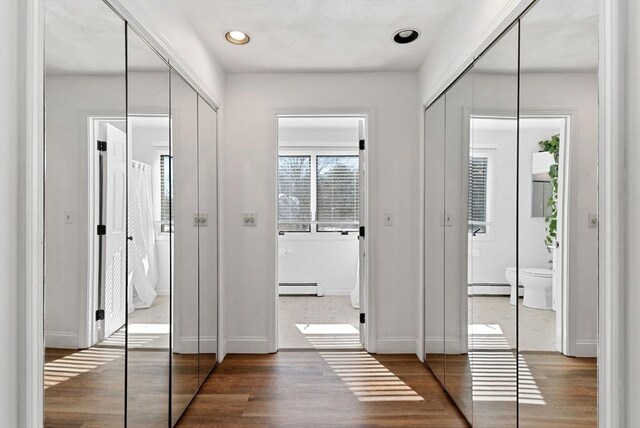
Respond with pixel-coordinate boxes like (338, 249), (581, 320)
(393, 28), (420, 44)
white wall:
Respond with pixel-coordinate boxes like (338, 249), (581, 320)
(278, 236), (358, 295)
(418, 0), (528, 105)
(222, 72), (420, 353)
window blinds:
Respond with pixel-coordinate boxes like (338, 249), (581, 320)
(316, 156), (359, 232)
(278, 156), (312, 232)
(160, 154), (173, 225)
(468, 156), (488, 234)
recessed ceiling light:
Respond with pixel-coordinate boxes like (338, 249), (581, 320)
(393, 28), (420, 44)
(225, 30), (250, 45)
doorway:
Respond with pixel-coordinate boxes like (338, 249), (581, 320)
(276, 115), (367, 350)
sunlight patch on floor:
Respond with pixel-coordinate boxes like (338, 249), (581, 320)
(319, 351), (425, 403)
(469, 324), (546, 405)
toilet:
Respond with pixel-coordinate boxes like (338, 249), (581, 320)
(505, 267), (553, 310)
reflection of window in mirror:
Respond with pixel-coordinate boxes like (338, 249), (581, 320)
(532, 181), (553, 218)
(468, 148), (494, 240)
(153, 146), (173, 234)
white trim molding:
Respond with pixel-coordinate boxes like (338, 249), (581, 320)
(226, 336), (270, 354)
(599, 0), (627, 426)
(376, 337), (418, 354)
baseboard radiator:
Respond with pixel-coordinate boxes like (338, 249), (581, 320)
(278, 282), (324, 296)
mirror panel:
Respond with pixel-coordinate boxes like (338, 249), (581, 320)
(44, 1), (126, 425)
(470, 23), (519, 427)
(518, 0), (599, 425)
(126, 25), (171, 427)
(170, 69), (201, 424)
(444, 70), (474, 423)
(424, 96), (446, 385)
(198, 96), (219, 383)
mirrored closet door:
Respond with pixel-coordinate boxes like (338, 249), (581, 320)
(43, 1), (219, 426)
(43, 1), (127, 425)
(423, 0), (599, 426)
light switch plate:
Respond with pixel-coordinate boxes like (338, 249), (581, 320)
(242, 212), (257, 226)
(64, 211), (74, 224)
(199, 213), (208, 226)
(383, 212), (393, 226)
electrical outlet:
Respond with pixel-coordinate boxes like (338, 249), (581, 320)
(383, 212), (393, 226)
(242, 212), (257, 226)
(64, 211), (74, 224)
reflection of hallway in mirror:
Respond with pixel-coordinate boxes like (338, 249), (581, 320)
(278, 296), (360, 349)
(472, 296), (555, 350)
(127, 295), (172, 427)
(44, 331), (126, 427)
(465, 295), (597, 427)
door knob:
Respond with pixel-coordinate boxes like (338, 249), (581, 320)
(127, 236), (134, 241)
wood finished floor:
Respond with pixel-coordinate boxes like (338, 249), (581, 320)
(177, 351), (469, 427)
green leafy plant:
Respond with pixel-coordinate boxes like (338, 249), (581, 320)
(539, 134), (560, 248)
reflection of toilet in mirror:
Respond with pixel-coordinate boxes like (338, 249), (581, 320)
(505, 267), (553, 309)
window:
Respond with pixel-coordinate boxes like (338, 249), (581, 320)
(316, 156), (359, 232)
(160, 154), (173, 232)
(468, 156), (488, 235)
(277, 153), (359, 233)
(278, 156), (312, 232)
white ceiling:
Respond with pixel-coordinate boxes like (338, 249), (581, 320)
(45, 0), (599, 76)
(126, 0), (462, 73)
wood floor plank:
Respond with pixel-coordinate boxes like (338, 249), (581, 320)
(177, 351), (469, 427)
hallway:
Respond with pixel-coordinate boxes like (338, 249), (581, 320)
(177, 352), (467, 427)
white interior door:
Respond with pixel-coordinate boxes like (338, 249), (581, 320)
(103, 123), (127, 339)
(358, 119), (367, 348)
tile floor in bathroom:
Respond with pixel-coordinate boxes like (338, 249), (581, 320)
(278, 295), (360, 349)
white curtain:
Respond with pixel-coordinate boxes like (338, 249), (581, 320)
(128, 162), (158, 309)
(351, 257), (359, 309)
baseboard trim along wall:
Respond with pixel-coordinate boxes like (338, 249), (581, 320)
(45, 331), (78, 349)
(575, 339), (598, 358)
(226, 336), (270, 353)
(376, 337), (417, 354)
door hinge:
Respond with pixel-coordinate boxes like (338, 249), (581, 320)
(359, 139), (365, 150)
(97, 225), (106, 235)
(95, 309), (105, 321)
(360, 313), (365, 324)
(359, 226), (365, 238)
(97, 140), (107, 151)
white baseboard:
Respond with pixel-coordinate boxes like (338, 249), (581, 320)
(469, 284), (523, 296)
(226, 336), (269, 353)
(45, 331), (78, 349)
(574, 339), (598, 357)
(324, 289), (352, 296)
(424, 337), (464, 354)
(174, 336), (218, 354)
(375, 336), (416, 354)
(199, 336), (217, 353)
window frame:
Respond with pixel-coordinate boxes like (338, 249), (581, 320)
(278, 148), (359, 236)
